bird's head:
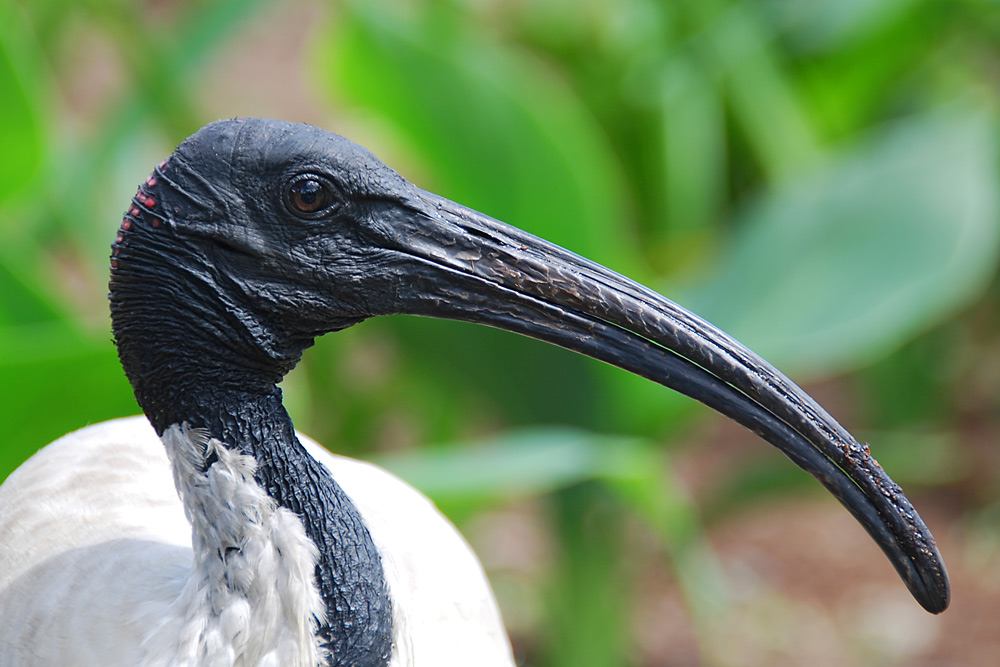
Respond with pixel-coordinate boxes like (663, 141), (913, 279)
(112, 120), (411, 352)
(109, 117), (949, 614)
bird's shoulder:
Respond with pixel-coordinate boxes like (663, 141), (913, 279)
(0, 416), (190, 589)
(0, 417), (191, 666)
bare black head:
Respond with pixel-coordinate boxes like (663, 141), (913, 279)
(110, 118), (949, 658)
(110, 120), (416, 426)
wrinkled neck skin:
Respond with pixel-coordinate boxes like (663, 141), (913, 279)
(110, 229), (393, 666)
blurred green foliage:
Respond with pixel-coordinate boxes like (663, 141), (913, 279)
(1, 0), (998, 664)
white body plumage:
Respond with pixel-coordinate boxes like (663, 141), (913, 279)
(0, 417), (514, 667)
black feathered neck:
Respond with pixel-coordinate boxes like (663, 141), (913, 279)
(109, 152), (392, 666)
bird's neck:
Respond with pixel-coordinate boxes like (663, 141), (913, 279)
(110, 240), (393, 665)
(159, 420), (328, 665)
(110, 223), (309, 433)
(161, 391), (394, 665)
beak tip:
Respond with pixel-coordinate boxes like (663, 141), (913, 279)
(920, 581), (951, 615)
(909, 551), (950, 614)
(920, 593), (950, 615)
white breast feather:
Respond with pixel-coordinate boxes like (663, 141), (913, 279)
(143, 423), (326, 667)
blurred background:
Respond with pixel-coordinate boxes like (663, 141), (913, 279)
(2, 0), (999, 664)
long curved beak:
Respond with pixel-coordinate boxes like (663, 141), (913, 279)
(374, 187), (949, 614)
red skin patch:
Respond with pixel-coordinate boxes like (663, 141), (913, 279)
(122, 219), (132, 231)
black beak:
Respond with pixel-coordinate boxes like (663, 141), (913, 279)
(375, 187), (949, 614)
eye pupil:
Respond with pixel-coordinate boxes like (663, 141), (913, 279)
(289, 178), (332, 214)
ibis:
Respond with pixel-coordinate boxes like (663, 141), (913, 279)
(0, 118), (949, 666)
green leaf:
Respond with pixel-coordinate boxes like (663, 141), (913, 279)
(762, 0), (923, 52)
(681, 109), (1000, 378)
(688, 1), (820, 180)
(0, 244), (63, 327)
(376, 429), (654, 508)
(0, 3), (44, 204)
(0, 325), (138, 482)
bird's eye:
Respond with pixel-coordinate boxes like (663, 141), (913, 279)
(287, 177), (334, 216)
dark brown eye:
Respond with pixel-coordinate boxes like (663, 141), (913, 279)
(287, 177), (333, 215)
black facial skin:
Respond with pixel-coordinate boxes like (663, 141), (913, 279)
(109, 118), (949, 663)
